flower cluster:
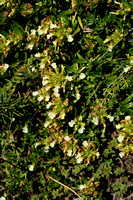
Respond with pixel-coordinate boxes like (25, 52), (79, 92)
(116, 116), (132, 157)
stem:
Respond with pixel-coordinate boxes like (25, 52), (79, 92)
(101, 74), (129, 105)
(98, 28), (133, 61)
(46, 174), (83, 200)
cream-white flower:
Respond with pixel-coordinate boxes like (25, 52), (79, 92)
(22, 125), (28, 133)
(44, 121), (50, 128)
(65, 75), (73, 81)
(35, 52), (41, 58)
(117, 135), (124, 143)
(108, 47), (112, 52)
(79, 73), (86, 80)
(35, 2), (42, 6)
(48, 112), (56, 119)
(29, 164), (34, 171)
(82, 140), (88, 147)
(116, 124), (121, 129)
(75, 152), (81, 159)
(42, 80), (49, 86)
(38, 29), (44, 35)
(32, 91), (39, 96)
(34, 142), (40, 148)
(68, 120), (75, 127)
(54, 92), (60, 97)
(67, 149), (72, 157)
(45, 95), (50, 101)
(50, 141), (55, 148)
(96, 152), (100, 157)
(44, 146), (49, 153)
(124, 66), (130, 72)
(59, 112), (65, 119)
(31, 67), (35, 72)
(119, 152), (125, 158)
(92, 117), (99, 125)
(43, 50), (48, 56)
(107, 115), (114, 122)
(30, 29), (36, 35)
(76, 157), (83, 163)
(125, 115), (131, 121)
(11, 117), (15, 122)
(76, 93), (81, 100)
(46, 102), (52, 109)
(78, 127), (85, 134)
(79, 184), (86, 190)
(37, 95), (43, 102)
(67, 35), (73, 42)
(64, 136), (71, 142)
(51, 62), (57, 69)
(47, 33), (52, 39)
(0, 196), (6, 200)
(3, 64), (9, 71)
(27, 44), (34, 50)
(50, 23), (57, 29)
(43, 76), (48, 80)
(130, 59), (133, 64)
(53, 85), (60, 93)
(39, 63), (45, 69)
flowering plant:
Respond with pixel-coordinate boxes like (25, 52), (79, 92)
(0, 0), (133, 199)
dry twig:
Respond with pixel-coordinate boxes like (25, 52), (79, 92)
(46, 174), (83, 200)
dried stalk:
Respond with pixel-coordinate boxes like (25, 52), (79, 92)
(46, 174), (83, 200)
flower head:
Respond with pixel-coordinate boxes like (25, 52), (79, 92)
(96, 152), (100, 157)
(45, 95), (50, 101)
(3, 64), (9, 71)
(53, 85), (60, 93)
(50, 141), (55, 148)
(68, 120), (75, 127)
(117, 135), (124, 143)
(124, 66), (130, 73)
(125, 115), (131, 121)
(107, 115), (114, 122)
(44, 121), (50, 128)
(65, 75), (73, 81)
(47, 33), (52, 39)
(50, 23), (57, 29)
(44, 146), (49, 153)
(39, 63), (45, 69)
(0, 196), (6, 200)
(22, 125), (28, 133)
(76, 157), (83, 163)
(34, 142), (40, 148)
(64, 136), (71, 142)
(76, 93), (80, 100)
(67, 149), (72, 157)
(37, 95), (43, 102)
(79, 184), (86, 190)
(42, 79), (49, 86)
(27, 44), (34, 50)
(82, 140), (88, 147)
(46, 102), (52, 109)
(119, 152), (125, 158)
(51, 62), (57, 69)
(67, 35), (73, 42)
(35, 52), (41, 58)
(78, 126), (85, 134)
(30, 29), (36, 35)
(92, 117), (99, 125)
(116, 124), (121, 129)
(79, 73), (86, 80)
(59, 111), (65, 119)
(29, 164), (35, 171)
(48, 112), (56, 119)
